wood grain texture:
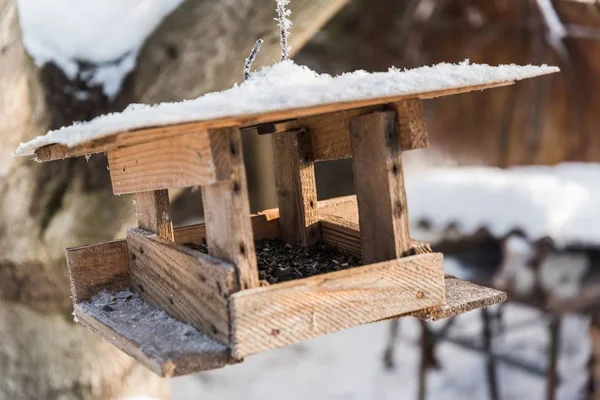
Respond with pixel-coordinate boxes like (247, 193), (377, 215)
(34, 81), (515, 162)
(201, 128), (259, 290)
(66, 240), (130, 304)
(134, 190), (174, 240)
(127, 228), (237, 343)
(230, 253), (445, 358)
(74, 293), (232, 378)
(258, 106), (382, 160)
(393, 99), (429, 150)
(401, 275), (507, 321)
(107, 131), (216, 195)
(174, 208), (280, 246)
(350, 111), (412, 264)
(319, 213), (431, 258)
(272, 129), (320, 245)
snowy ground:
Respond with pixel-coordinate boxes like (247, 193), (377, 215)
(171, 303), (589, 400)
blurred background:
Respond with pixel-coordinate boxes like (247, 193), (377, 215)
(1, 0), (599, 399)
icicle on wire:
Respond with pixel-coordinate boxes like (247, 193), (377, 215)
(244, 39), (264, 80)
(275, 0), (292, 61)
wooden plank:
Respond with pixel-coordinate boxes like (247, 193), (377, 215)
(34, 81), (515, 162)
(259, 106), (381, 160)
(201, 127), (259, 290)
(74, 290), (232, 377)
(402, 275), (507, 321)
(134, 190), (174, 241)
(66, 240), (130, 304)
(127, 228), (237, 344)
(392, 99), (429, 150)
(319, 213), (431, 258)
(349, 111), (412, 264)
(174, 208), (280, 246)
(230, 253), (445, 358)
(107, 131), (217, 195)
(272, 129), (320, 245)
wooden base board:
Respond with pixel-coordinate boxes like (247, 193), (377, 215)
(74, 291), (233, 377)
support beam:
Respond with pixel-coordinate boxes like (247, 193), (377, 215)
(134, 190), (174, 241)
(201, 127), (259, 290)
(349, 110), (412, 264)
(107, 131), (216, 194)
(392, 99), (429, 150)
(272, 129), (320, 246)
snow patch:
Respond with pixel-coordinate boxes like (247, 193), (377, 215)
(14, 60), (558, 156)
(407, 163), (600, 247)
(17, 0), (184, 97)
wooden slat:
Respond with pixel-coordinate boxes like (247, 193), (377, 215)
(349, 111), (412, 264)
(272, 129), (320, 245)
(230, 253), (445, 358)
(392, 99), (429, 150)
(74, 292), (232, 377)
(174, 208), (280, 246)
(319, 213), (431, 258)
(107, 131), (217, 195)
(259, 106), (382, 160)
(134, 190), (174, 241)
(34, 81), (515, 162)
(127, 228), (237, 344)
(402, 275), (507, 321)
(201, 128), (259, 290)
(66, 240), (130, 304)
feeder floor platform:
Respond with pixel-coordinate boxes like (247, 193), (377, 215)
(75, 275), (504, 377)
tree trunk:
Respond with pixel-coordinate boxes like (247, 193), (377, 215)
(0, 0), (346, 398)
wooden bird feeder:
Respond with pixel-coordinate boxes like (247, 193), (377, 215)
(26, 76), (561, 377)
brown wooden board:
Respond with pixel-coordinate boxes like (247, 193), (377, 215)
(201, 127), (259, 290)
(127, 228), (237, 343)
(229, 253), (445, 358)
(107, 131), (218, 194)
(134, 189), (174, 240)
(272, 129), (321, 245)
(401, 275), (507, 321)
(66, 240), (130, 304)
(74, 291), (233, 377)
(393, 99), (429, 150)
(34, 81), (514, 162)
(350, 111), (412, 264)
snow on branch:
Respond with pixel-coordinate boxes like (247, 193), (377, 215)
(244, 39), (264, 80)
(275, 0), (292, 61)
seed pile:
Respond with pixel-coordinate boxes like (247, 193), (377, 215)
(185, 239), (362, 284)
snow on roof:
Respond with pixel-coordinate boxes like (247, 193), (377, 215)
(406, 163), (600, 248)
(14, 60), (558, 156)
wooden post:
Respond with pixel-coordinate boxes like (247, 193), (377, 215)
(134, 189), (174, 241)
(349, 110), (411, 264)
(590, 314), (600, 399)
(271, 128), (320, 246)
(201, 127), (259, 290)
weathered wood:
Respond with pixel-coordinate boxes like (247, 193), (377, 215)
(350, 111), (412, 264)
(272, 129), (320, 245)
(34, 81), (515, 162)
(66, 240), (130, 304)
(127, 228), (237, 343)
(393, 99), (429, 150)
(320, 213), (431, 258)
(230, 253), (445, 358)
(201, 127), (259, 290)
(174, 208), (280, 246)
(74, 291), (232, 378)
(134, 190), (174, 241)
(317, 195), (359, 223)
(258, 106), (381, 160)
(107, 131), (216, 195)
(402, 275), (508, 321)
